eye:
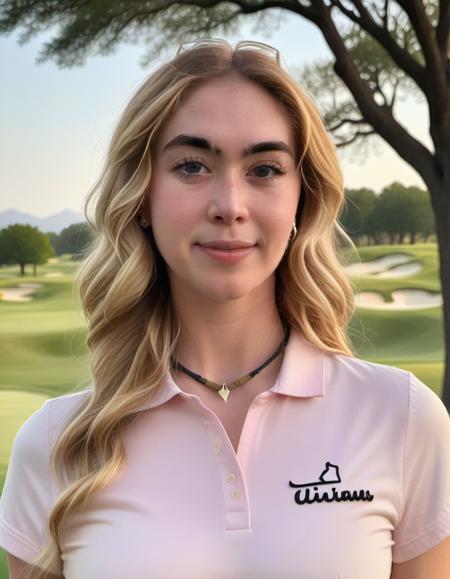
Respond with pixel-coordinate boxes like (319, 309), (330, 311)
(172, 157), (207, 178)
(251, 163), (286, 179)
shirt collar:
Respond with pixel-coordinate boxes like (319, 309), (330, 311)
(136, 327), (326, 411)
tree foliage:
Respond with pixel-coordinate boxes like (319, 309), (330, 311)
(341, 183), (435, 244)
(341, 187), (378, 238)
(368, 182), (436, 243)
(52, 222), (95, 259)
(0, 223), (55, 276)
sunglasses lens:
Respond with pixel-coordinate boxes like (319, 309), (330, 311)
(176, 38), (229, 55)
(236, 41), (279, 62)
(175, 39), (279, 64)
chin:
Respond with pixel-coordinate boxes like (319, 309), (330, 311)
(202, 277), (268, 302)
(201, 286), (252, 302)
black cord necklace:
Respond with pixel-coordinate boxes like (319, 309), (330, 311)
(170, 325), (290, 403)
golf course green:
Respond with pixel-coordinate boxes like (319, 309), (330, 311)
(0, 242), (444, 576)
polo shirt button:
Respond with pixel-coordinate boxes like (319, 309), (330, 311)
(226, 473), (236, 483)
(213, 439), (222, 454)
(230, 490), (241, 500)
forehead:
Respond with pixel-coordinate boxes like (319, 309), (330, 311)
(155, 76), (295, 151)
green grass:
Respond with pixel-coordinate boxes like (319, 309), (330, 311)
(0, 244), (445, 577)
(0, 258), (91, 397)
(0, 546), (6, 579)
(342, 243), (444, 394)
(342, 242), (441, 298)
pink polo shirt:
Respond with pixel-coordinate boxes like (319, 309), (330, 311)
(1, 328), (450, 578)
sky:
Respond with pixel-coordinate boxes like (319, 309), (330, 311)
(0, 9), (431, 217)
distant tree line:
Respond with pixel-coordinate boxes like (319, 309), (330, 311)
(0, 222), (94, 276)
(341, 182), (435, 246)
(46, 222), (95, 257)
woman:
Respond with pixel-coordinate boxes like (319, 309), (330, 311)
(1, 39), (449, 579)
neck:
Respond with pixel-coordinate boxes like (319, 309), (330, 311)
(170, 287), (286, 387)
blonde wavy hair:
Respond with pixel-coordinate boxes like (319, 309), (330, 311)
(23, 39), (357, 578)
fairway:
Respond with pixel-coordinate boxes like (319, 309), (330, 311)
(343, 243), (443, 390)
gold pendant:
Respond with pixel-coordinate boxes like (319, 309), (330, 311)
(218, 383), (230, 403)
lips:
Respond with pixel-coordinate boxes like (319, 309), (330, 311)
(196, 244), (255, 264)
(197, 240), (256, 250)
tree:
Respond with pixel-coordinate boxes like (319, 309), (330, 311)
(344, 182), (436, 244)
(0, 224), (55, 276)
(341, 187), (377, 244)
(374, 183), (412, 243)
(400, 184), (435, 243)
(45, 231), (59, 252)
(54, 222), (95, 258)
(1, 0), (449, 407)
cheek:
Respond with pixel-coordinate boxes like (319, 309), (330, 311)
(148, 172), (197, 226)
(147, 181), (202, 264)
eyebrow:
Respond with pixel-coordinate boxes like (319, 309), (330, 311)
(161, 134), (294, 159)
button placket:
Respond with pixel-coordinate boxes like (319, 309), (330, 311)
(213, 437), (223, 454)
(194, 399), (252, 530)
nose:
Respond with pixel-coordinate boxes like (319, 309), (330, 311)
(207, 172), (250, 225)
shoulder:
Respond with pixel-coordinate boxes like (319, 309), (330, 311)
(325, 351), (410, 396)
(324, 352), (447, 425)
(45, 388), (92, 420)
(0, 389), (90, 572)
(326, 354), (410, 389)
(14, 388), (92, 454)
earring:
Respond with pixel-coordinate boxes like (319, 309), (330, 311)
(290, 220), (298, 243)
(138, 215), (149, 228)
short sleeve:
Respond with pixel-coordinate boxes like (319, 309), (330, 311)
(0, 399), (61, 572)
(392, 372), (450, 563)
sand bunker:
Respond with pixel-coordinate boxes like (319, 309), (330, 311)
(0, 283), (43, 302)
(355, 289), (442, 310)
(374, 263), (423, 278)
(44, 272), (63, 277)
(344, 253), (420, 277)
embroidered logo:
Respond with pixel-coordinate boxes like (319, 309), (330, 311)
(289, 461), (374, 505)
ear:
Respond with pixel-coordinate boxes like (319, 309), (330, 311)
(296, 185), (305, 222)
(137, 198), (151, 225)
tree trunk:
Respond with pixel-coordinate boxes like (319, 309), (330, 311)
(33, 263), (36, 276)
(410, 232), (416, 244)
(20, 263), (25, 276)
(428, 182), (450, 411)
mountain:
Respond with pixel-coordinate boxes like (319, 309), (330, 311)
(0, 209), (85, 234)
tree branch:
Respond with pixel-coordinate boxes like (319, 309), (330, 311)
(224, 0), (306, 15)
(395, 0), (443, 75)
(329, 0), (426, 91)
(328, 116), (368, 132)
(335, 128), (376, 147)
(436, 0), (450, 63)
(394, 0), (449, 155)
(371, 0), (389, 29)
(389, 76), (401, 110)
(370, 66), (388, 106)
(301, 2), (437, 183)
